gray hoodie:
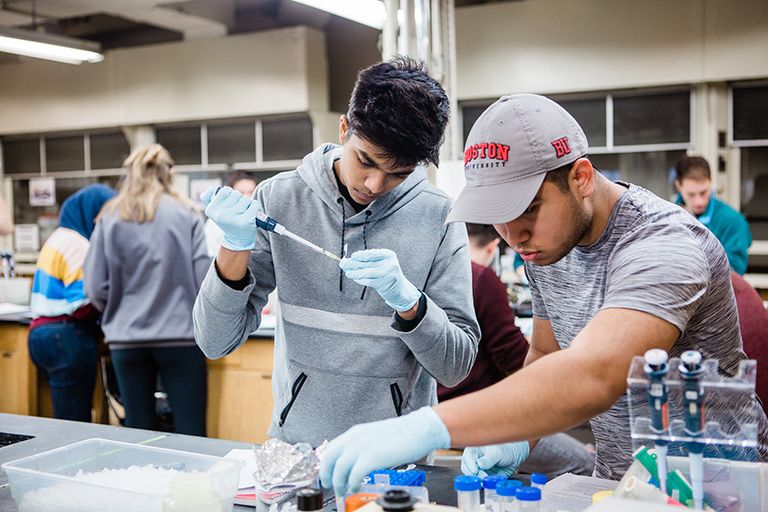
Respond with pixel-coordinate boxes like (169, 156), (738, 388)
(193, 144), (479, 446)
(85, 196), (210, 345)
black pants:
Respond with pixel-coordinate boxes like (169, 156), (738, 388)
(110, 345), (207, 436)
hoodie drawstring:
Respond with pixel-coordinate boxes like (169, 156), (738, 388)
(338, 197), (346, 292)
(359, 210), (372, 300)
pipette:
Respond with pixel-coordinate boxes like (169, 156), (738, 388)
(210, 187), (341, 262)
(644, 348), (670, 496)
(255, 212), (341, 262)
(679, 350), (705, 510)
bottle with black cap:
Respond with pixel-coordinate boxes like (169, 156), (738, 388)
(297, 488), (324, 512)
(376, 490), (416, 512)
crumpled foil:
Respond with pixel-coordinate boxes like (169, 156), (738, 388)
(254, 438), (327, 485)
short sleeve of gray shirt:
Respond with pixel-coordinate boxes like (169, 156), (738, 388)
(602, 223), (710, 332)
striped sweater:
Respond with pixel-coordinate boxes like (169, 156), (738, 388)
(30, 227), (95, 329)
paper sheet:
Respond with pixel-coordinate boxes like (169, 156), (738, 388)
(542, 473), (618, 511)
(225, 448), (258, 489)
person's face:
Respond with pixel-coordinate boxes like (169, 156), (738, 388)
(675, 177), (711, 216)
(335, 116), (416, 205)
(233, 178), (257, 198)
(493, 162), (594, 266)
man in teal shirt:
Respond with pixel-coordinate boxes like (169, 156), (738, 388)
(675, 156), (752, 274)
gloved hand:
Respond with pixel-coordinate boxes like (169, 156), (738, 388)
(201, 186), (262, 251)
(461, 441), (531, 478)
(320, 407), (450, 497)
(339, 249), (421, 312)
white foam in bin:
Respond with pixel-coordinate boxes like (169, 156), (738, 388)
(1, 438), (245, 512)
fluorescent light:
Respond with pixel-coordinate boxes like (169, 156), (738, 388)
(0, 27), (103, 65)
(289, 0), (385, 29)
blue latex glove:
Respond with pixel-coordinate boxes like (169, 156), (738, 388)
(201, 186), (262, 251)
(320, 407), (450, 497)
(461, 441), (531, 478)
(339, 249), (421, 312)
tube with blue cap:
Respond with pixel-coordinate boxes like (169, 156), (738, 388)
(644, 348), (670, 496)
(679, 350), (705, 510)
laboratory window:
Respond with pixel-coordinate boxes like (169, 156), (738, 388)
(155, 125), (202, 165)
(45, 135), (85, 172)
(612, 92), (690, 146)
(590, 150), (686, 201)
(732, 85), (768, 142)
(207, 121), (256, 164)
(262, 117), (313, 161)
(90, 131), (131, 170)
(2, 137), (41, 174)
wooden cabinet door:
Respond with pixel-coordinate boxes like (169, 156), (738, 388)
(0, 325), (36, 415)
(206, 338), (275, 443)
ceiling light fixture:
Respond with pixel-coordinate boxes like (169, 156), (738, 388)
(0, 27), (103, 65)
(289, 0), (386, 30)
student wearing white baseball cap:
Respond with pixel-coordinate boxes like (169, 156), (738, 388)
(320, 94), (768, 495)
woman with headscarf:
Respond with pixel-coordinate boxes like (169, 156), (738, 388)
(84, 144), (210, 436)
(29, 183), (116, 422)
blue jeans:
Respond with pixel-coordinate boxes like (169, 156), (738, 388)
(110, 346), (207, 436)
(28, 321), (99, 422)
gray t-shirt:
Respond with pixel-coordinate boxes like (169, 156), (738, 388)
(527, 182), (768, 480)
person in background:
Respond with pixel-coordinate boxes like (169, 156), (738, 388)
(675, 156), (752, 275)
(28, 184), (116, 422)
(204, 171), (258, 256)
(439, 223), (594, 477)
(194, 57), (478, 447)
(84, 144), (210, 436)
(730, 272), (768, 416)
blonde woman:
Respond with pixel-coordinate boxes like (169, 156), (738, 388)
(84, 144), (210, 435)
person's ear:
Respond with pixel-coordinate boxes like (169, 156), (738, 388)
(572, 158), (595, 198)
(339, 115), (350, 145)
(674, 179), (682, 193)
(485, 238), (500, 258)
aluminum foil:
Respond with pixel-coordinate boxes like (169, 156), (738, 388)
(254, 438), (325, 485)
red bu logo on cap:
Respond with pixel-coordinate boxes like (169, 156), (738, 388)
(551, 137), (571, 158)
(464, 142), (510, 165)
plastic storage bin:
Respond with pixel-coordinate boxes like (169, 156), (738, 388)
(1, 438), (245, 512)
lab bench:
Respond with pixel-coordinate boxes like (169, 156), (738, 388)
(0, 414), (466, 512)
(0, 311), (279, 444)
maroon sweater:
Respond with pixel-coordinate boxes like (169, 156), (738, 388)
(437, 262), (529, 401)
(731, 272), (768, 416)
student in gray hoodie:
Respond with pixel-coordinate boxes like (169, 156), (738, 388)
(194, 57), (479, 447)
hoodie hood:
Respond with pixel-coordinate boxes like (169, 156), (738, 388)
(297, 144), (430, 225)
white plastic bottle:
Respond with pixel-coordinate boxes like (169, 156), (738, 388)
(163, 473), (223, 512)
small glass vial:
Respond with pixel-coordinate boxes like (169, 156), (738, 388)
(530, 473), (547, 491)
(482, 475), (506, 512)
(495, 480), (522, 512)
(454, 475), (481, 512)
(297, 489), (324, 512)
(514, 486), (541, 512)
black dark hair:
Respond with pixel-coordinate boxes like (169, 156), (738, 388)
(466, 223), (499, 247)
(675, 156), (711, 182)
(347, 56), (450, 169)
(544, 156), (592, 192)
(544, 162), (574, 192)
